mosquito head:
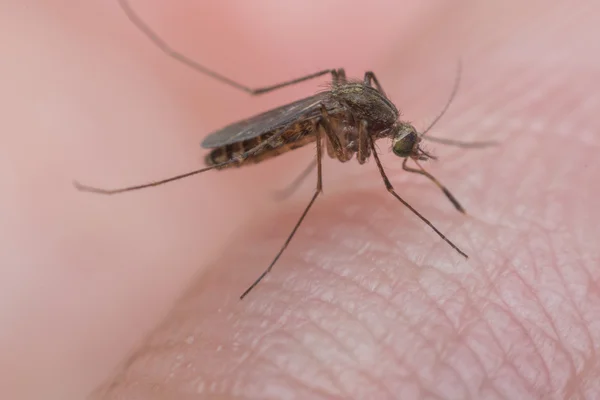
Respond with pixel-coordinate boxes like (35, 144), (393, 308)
(390, 123), (421, 159)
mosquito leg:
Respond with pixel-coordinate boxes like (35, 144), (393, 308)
(246, 68), (346, 95)
(273, 158), (318, 201)
(368, 135), (468, 259)
(363, 72), (387, 97)
(335, 69), (347, 83)
(118, 0), (345, 95)
(357, 120), (370, 164)
(402, 158), (466, 214)
(314, 104), (347, 163)
(422, 135), (499, 148)
(240, 117), (326, 299)
(74, 125), (288, 195)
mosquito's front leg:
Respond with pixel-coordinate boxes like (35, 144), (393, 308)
(402, 158), (466, 214)
(369, 134), (468, 259)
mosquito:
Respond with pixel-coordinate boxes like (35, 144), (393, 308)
(75, 0), (497, 299)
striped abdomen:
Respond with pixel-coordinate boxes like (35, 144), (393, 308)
(205, 121), (316, 169)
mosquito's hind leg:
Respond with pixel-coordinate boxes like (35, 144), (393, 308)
(75, 124), (289, 195)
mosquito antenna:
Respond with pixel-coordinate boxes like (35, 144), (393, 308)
(420, 59), (462, 137)
(117, 0), (253, 93)
(419, 60), (499, 149)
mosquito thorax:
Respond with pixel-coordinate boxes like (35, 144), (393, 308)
(331, 83), (399, 130)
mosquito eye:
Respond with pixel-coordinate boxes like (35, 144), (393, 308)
(392, 132), (417, 157)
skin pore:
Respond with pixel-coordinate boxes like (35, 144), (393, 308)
(2, 1), (599, 399)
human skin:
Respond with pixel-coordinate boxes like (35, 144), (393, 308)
(1, 0), (599, 399)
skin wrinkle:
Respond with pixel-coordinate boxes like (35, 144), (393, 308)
(240, 344), (343, 400)
(311, 202), (423, 274)
(462, 230), (542, 395)
(501, 248), (570, 392)
(281, 320), (390, 399)
(384, 312), (468, 393)
(502, 235), (582, 394)
(454, 320), (502, 398)
(414, 275), (473, 352)
(493, 249), (554, 393)
(459, 302), (509, 379)
(383, 294), (468, 397)
(252, 316), (349, 388)
(316, 229), (398, 288)
(570, 242), (600, 363)
(481, 303), (542, 397)
(543, 251), (590, 400)
(301, 270), (428, 389)
(271, 316), (356, 397)
(306, 298), (379, 361)
(539, 226), (596, 371)
(500, 135), (596, 372)
(305, 241), (471, 397)
(233, 299), (362, 395)
(542, 226), (590, 329)
(408, 289), (472, 398)
(416, 269), (497, 394)
(341, 216), (418, 270)
(431, 286), (502, 395)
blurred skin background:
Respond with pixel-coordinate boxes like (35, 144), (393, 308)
(1, 0), (599, 399)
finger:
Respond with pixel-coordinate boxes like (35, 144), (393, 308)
(94, 0), (600, 398)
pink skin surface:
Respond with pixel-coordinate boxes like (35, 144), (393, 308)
(2, 0), (600, 399)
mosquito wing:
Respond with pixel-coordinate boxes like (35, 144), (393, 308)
(201, 92), (332, 149)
